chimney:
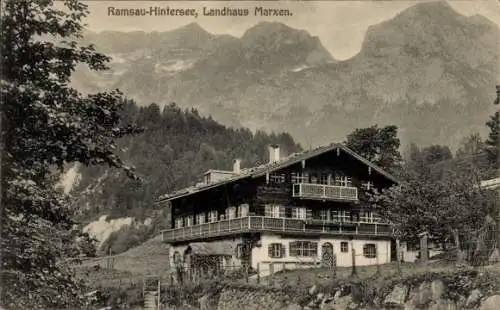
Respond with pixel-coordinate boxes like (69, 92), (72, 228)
(233, 159), (241, 174)
(268, 144), (280, 163)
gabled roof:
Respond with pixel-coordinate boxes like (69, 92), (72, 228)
(156, 142), (399, 203)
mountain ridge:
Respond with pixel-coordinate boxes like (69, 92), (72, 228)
(72, 1), (499, 150)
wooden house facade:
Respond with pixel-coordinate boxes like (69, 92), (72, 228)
(157, 143), (399, 275)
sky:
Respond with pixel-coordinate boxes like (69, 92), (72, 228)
(68, 0), (499, 60)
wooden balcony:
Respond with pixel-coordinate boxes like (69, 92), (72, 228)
(292, 183), (358, 202)
(161, 216), (392, 243)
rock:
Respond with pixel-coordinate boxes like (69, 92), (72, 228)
(431, 280), (446, 301)
(333, 290), (342, 300)
(384, 284), (409, 306)
(466, 289), (482, 308)
(309, 285), (319, 295)
(317, 293), (325, 300)
(335, 295), (353, 310)
(416, 282), (433, 306)
(428, 299), (457, 310)
(480, 295), (500, 310)
(285, 303), (303, 310)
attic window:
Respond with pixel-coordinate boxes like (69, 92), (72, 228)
(269, 173), (285, 183)
(361, 181), (374, 190)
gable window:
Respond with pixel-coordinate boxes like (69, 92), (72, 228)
(238, 204), (249, 217)
(269, 173), (285, 183)
(289, 241), (317, 257)
(268, 243), (285, 258)
(175, 218), (183, 228)
(334, 175), (352, 187)
(310, 173), (318, 184)
(226, 207), (236, 219)
(196, 213), (206, 225)
(340, 242), (349, 253)
(363, 244), (377, 258)
(319, 173), (329, 185)
(185, 215), (193, 227)
(208, 211), (218, 223)
(361, 181), (374, 191)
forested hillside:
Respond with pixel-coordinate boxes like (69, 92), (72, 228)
(73, 100), (302, 223)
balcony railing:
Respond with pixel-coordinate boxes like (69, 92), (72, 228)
(161, 216), (391, 243)
(292, 183), (358, 202)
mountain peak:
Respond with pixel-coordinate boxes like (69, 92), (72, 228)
(240, 21), (334, 65)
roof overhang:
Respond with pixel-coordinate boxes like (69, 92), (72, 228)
(156, 143), (400, 204)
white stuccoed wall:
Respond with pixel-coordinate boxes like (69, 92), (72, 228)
(251, 233), (392, 271)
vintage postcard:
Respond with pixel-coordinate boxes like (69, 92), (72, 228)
(1, 0), (499, 309)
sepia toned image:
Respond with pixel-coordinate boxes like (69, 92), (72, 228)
(1, 0), (500, 309)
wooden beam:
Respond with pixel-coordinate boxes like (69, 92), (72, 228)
(368, 166), (372, 176)
(301, 160), (306, 169)
(336, 147), (340, 156)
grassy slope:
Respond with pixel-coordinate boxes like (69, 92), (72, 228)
(75, 235), (170, 288)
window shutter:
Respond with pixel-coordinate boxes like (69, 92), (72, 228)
(268, 244), (273, 258)
(280, 244), (286, 258)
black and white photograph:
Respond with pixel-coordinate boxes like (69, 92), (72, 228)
(1, 0), (500, 309)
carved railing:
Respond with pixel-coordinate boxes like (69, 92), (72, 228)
(292, 183), (358, 201)
(161, 216), (390, 242)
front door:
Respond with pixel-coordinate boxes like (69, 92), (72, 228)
(321, 242), (334, 267)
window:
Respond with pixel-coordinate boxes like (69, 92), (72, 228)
(340, 242), (349, 253)
(319, 173), (329, 185)
(196, 213), (206, 225)
(227, 207), (236, 219)
(334, 175), (352, 187)
(310, 173), (318, 184)
(185, 215), (193, 227)
(208, 211), (218, 223)
(173, 251), (181, 264)
(175, 218), (183, 228)
(236, 244), (244, 259)
(265, 205), (285, 218)
(291, 172), (300, 183)
(268, 243), (285, 258)
(269, 173), (285, 183)
(363, 244), (377, 258)
(291, 207), (306, 219)
(361, 181), (374, 191)
(360, 211), (371, 223)
(238, 204), (249, 217)
(289, 241), (317, 257)
(319, 210), (329, 221)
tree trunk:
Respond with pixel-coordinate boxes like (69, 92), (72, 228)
(453, 229), (464, 265)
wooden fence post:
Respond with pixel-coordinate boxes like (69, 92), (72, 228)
(396, 238), (402, 275)
(351, 248), (357, 276)
(257, 263), (260, 284)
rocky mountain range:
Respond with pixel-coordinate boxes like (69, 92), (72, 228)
(72, 1), (499, 150)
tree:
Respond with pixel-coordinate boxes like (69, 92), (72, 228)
(371, 158), (496, 263)
(420, 145), (453, 166)
(456, 133), (485, 158)
(345, 125), (402, 172)
(1, 0), (141, 308)
(485, 111), (499, 170)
